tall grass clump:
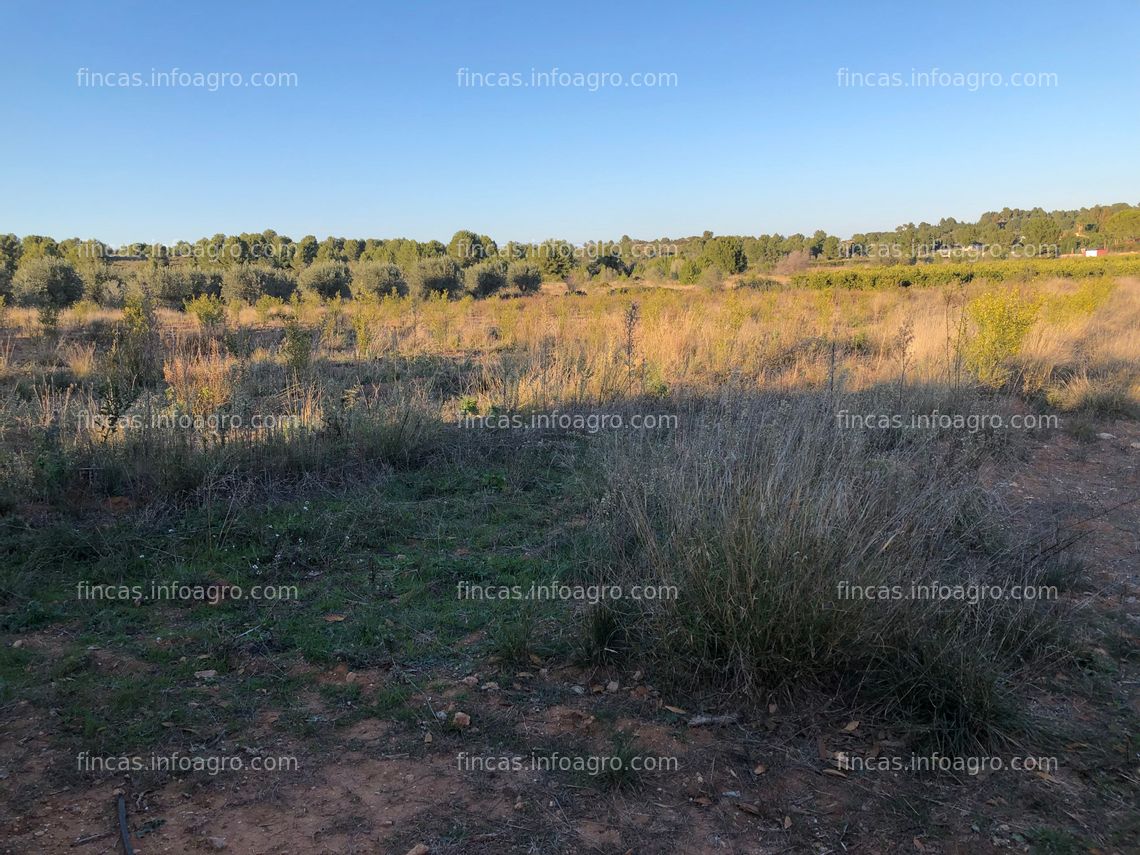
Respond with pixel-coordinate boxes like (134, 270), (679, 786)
(588, 389), (1069, 751)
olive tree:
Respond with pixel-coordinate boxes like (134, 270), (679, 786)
(298, 261), (352, 300)
(466, 259), (508, 297)
(11, 257), (84, 307)
(409, 257), (464, 299)
(506, 261), (543, 294)
(351, 262), (407, 298)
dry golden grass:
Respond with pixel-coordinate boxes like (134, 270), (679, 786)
(2, 275), (1136, 464)
(61, 341), (97, 379)
(162, 342), (238, 417)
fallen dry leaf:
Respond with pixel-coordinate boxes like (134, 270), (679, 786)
(322, 614), (346, 622)
(752, 763), (767, 775)
(843, 720), (860, 732)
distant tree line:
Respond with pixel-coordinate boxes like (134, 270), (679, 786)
(1, 202), (1138, 310)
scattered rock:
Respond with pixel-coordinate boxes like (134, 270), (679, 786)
(405, 845), (430, 855)
(606, 680), (619, 693)
(688, 713), (738, 727)
(206, 837), (227, 850)
(1096, 432), (1116, 440)
(452, 711), (471, 728)
(193, 669), (217, 680)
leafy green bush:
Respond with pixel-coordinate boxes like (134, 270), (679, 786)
(109, 290), (163, 386)
(11, 257), (84, 307)
(676, 258), (702, 285)
(222, 264), (297, 304)
(466, 259), (508, 297)
(409, 257), (463, 299)
(184, 294), (227, 331)
(506, 261), (542, 294)
(298, 261), (351, 301)
(965, 290), (1040, 388)
(253, 294), (286, 323)
(351, 262), (407, 298)
(281, 315), (314, 372)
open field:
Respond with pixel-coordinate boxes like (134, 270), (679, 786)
(1, 265), (1138, 853)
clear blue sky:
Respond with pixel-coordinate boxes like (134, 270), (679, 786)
(2, 0), (1137, 246)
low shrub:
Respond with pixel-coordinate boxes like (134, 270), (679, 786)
(964, 290), (1040, 388)
(184, 294), (228, 331)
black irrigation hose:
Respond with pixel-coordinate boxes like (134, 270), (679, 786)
(116, 795), (135, 855)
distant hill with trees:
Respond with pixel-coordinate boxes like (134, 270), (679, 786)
(1, 202), (1138, 309)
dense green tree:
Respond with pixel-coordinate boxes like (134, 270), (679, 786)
(530, 239), (575, 278)
(315, 237), (346, 263)
(342, 239), (364, 262)
(1020, 216), (1061, 251)
(1104, 209), (1140, 244)
(20, 235), (60, 261)
(0, 233), (22, 296)
(292, 235), (319, 270)
(448, 230), (484, 266)
(701, 236), (746, 274)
